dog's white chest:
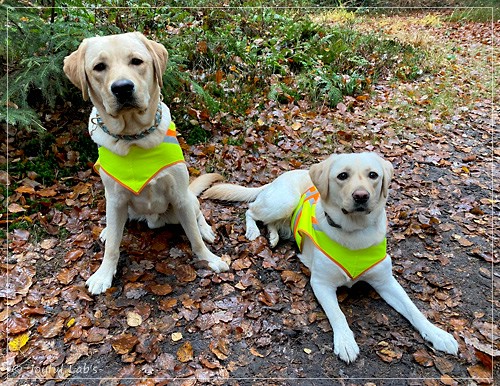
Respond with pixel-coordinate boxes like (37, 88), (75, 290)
(128, 178), (172, 215)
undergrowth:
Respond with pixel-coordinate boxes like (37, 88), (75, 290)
(2, 1), (436, 192)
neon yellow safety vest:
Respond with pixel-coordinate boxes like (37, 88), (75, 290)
(291, 186), (387, 279)
(94, 122), (185, 195)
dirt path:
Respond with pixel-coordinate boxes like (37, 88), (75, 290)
(2, 12), (498, 386)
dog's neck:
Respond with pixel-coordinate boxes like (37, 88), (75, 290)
(89, 100), (171, 157)
(94, 102), (162, 141)
(324, 212), (342, 229)
(315, 200), (387, 250)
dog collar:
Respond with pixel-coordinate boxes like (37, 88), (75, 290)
(92, 103), (162, 141)
(325, 212), (342, 229)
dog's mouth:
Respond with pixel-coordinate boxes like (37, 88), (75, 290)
(108, 101), (143, 118)
(117, 99), (140, 110)
(342, 205), (371, 215)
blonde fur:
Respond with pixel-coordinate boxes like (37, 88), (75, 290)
(203, 184), (268, 202)
(64, 33), (228, 294)
(204, 153), (458, 362)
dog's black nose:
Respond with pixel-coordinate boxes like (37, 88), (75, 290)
(352, 190), (370, 204)
(111, 79), (135, 103)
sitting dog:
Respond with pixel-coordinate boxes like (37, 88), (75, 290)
(63, 32), (228, 295)
(203, 152), (458, 362)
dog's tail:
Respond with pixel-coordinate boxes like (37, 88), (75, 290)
(189, 173), (224, 196)
(203, 183), (268, 202)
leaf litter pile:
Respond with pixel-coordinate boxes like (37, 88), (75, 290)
(1, 13), (498, 386)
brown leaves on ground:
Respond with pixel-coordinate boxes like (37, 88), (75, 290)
(1, 12), (498, 386)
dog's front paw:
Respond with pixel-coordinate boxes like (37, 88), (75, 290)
(424, 326), (458, 355)
(202, 252), (230, 273)
(86, 266), (115, 295)
(334, 330), (360, 363)
(209, 259), (230, 273)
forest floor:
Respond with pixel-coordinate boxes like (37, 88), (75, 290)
(1, 11), (498, 386)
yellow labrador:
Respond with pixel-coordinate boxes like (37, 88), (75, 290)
(203, 152), (458, 362)
(64, 32), (228, 295)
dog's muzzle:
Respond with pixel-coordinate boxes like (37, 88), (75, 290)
(342, 190), (371, 214)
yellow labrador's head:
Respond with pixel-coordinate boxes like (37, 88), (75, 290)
(63, 32), (168, 117)
(310, 152), (393, 215)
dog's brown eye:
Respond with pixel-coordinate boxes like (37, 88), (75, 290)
(369, 172), (379, 179)
(131, 58), (143, 66)
(337, 172), (349, 181)
(94, 63), (106, 72)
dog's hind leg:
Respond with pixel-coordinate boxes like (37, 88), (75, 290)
(245, 188), (302, 246)
(196, 208), (216, 243)
(245, 207), (262, 241)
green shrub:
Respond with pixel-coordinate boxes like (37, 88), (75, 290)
(2, 2), (431, 139)
(1, 4), (104, 130)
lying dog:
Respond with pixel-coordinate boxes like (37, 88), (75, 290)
(64, 32), (228, 295)
(203, 152), (458, 362)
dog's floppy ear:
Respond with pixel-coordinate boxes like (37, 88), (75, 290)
(380, 157), (394, 199)
(63, 39), (90, 101)
(136, 32), (168, 88)
(309, 155), (336, 198)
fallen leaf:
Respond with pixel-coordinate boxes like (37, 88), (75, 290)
(413, 349), (434, 367)
(250, 347), (265, 358)
(440, 374), (457, 385)
(0, 265), (35, 299)
(210, 339), (229, 360)
(199, 352), (221, 369)
(8, 331), (30, 352)
(37, 187), (57, 197)
(15, 186), (35, 194)
(37, 317), (65, 338)
(232, 257), (252, 271)
(126, 311), (143, 327)
(65, 343), (89, 365)
(452, 234), (473, 247)
(40, 238), (58, 249)
(111, 333), (139, 355)
(467, 364), (493, 384)
(56, 267), (78, 284)
(12, 228), (30, 241)
(159, 298), (177, 311)
(64, 249), (84, 263)
(177, 341), (194, 363)
(376, 341), (402, 363)
(434, 357), (455, 374)
(257, 284), (280, 306)
(176, 264), (197, 283)
(215, 69), (224, 84)
(85, 327), (108, 343)
(7, 203), (26, 213)
(464, 335), (500, 369)
(6, 315), (31, 334)
(147, 283), (173, 296)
